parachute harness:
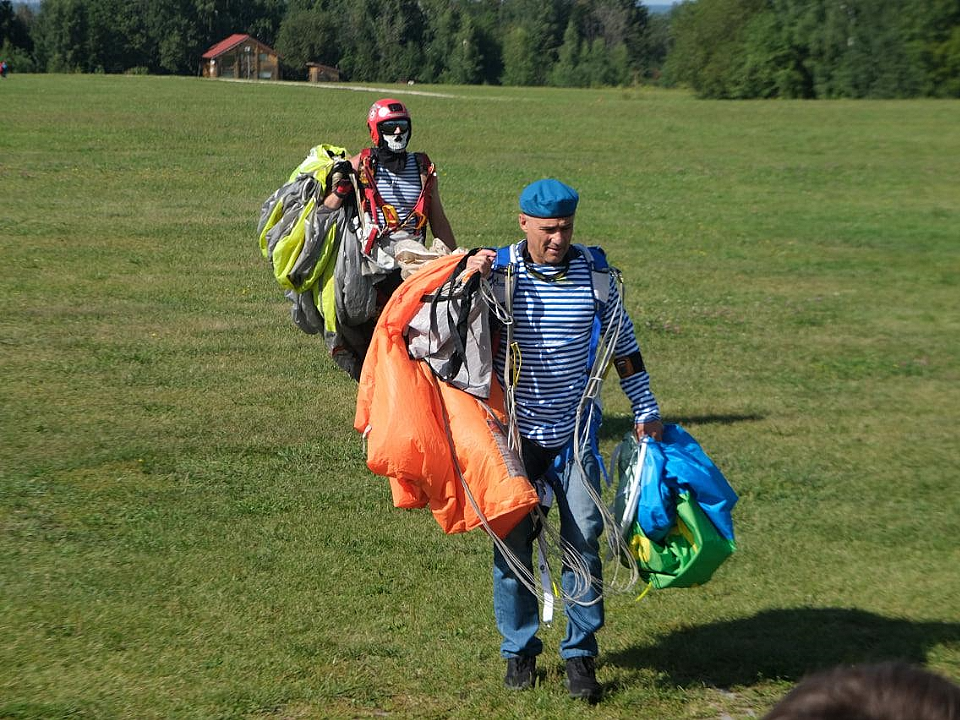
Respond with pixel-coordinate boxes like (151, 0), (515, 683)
(571, 267), (642, 595)
(426, 257), (645, 625)
(479, 260), (640, 618)
(357, 149), (434, 256)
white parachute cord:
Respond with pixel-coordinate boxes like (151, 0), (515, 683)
(571, 269), (641, 594)
(476, 273), (522, 454)
(478, 402), (598, 607)
(531, 504), (603, 607)
(478, 277), (511, 326)
(475, 271), (600, 608)
(428, 372), (542, 601)
(536, 533), (555, 625)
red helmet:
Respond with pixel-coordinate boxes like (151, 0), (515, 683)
(367, 98), (412, 146)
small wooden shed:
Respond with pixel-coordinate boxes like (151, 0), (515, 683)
(307, 63), (341, 83)
(201, 34), (280, 81)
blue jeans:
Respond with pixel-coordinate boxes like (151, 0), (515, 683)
(493, 447), (605, 660)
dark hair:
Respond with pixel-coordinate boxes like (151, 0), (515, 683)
(763, 662), (960, 720)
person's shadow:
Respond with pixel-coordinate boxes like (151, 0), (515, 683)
(604, 607), (960, 690)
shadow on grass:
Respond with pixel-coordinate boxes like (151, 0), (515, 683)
(599, 413), (765, 442)
(605, 608), (960, 690)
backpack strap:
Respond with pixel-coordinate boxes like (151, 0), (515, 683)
(411, 152), (434, 227)
(489, 242), (613, 308)
(576, 244), (611, 311)
(357, 148), (383, 254)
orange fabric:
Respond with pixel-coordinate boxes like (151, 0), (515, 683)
(355, 254), (538, 538)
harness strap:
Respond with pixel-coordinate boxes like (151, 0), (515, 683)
(536, 533), (556, 625)
(358, 148), (433, 254)
(492, 243), (610, 311)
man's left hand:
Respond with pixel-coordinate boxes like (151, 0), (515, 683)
(636, 420), (663, 442)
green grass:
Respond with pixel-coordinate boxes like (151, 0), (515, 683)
(1, 75), (958, 719)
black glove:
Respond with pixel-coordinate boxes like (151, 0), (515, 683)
(328, 159), (355, 199)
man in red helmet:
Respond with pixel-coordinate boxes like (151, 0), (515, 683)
(323, 98), (457, 261)
(315, 98), (457, 378)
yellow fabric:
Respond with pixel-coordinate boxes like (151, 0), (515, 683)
(287, 143), (349, 183)
(259, 200), (285, 257)
(321, 253), (338, 334)
(271, 198), (315, 291)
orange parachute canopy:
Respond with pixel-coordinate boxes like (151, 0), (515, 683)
(354, 254), (538, 538)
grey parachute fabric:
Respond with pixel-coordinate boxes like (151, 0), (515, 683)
(257, 144), (382, 378)
(258, 174), (318, 261)
(334, 212), (379, 327)
(406, 250), (494, 399)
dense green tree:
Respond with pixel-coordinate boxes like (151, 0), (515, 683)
(736, 8), (805, 98)
(443, 14), (485, 84)
(33, 0), (87, 71)
(663, 0), (768, 97)
(274, 7), (338, 76)
(548, 18), (582, 86)
(914, 0), (960, 96)
(664, 0), (957, 99)
(1, 0), (31, 50)
(500, 24), (538, 85)
(637, 9), (671, 80)
(580, 36), (614, 86)
(421, 1), (459, 83)
(499, 0), (565, 85)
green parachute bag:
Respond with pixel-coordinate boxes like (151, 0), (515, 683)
(612, 427), (737, 590)
(623, 492), (734, 589)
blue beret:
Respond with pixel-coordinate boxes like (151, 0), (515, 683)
(519, 179), (579, 218)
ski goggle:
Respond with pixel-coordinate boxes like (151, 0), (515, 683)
(379, 119), (410, 135)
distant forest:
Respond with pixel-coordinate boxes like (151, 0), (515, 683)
(2, 0), (958, 98)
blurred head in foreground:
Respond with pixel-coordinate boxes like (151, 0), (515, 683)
(763, 662), (960, 720)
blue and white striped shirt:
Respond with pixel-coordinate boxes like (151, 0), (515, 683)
(492, 243), (660, 448)
(375, 153), (423, 237)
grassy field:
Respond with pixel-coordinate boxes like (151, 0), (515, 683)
(1, 75), (958, 719)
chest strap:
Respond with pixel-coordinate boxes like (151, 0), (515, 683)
(358, 149), (435, 254)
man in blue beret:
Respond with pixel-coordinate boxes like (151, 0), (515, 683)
(467, 179), (662, 702)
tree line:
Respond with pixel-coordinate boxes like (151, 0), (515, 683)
(663, 0), (960, 98)
(2, 0), (958, 97)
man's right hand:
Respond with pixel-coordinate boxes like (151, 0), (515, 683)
(328, 160), (355, 198)
(466, 248), (496, 278)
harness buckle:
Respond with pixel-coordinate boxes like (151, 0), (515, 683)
(381, 203), (400, 230)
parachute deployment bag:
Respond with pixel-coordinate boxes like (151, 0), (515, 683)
(613, 428), (737, 589)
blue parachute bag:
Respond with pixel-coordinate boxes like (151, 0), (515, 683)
(612, 424), (738, 589)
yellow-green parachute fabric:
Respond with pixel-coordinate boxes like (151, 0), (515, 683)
(257, 143), (348, 281)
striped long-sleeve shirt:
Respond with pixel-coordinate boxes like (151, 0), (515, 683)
(374, 152), (424, 239)
(491, 243), (660, 449)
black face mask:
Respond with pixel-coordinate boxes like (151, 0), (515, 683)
(374, 144), (408, 174)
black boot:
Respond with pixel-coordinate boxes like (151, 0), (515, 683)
(504, 656), (536, 690)
(565, 656), (601, 702)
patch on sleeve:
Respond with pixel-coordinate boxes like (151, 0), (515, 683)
(614, 351), (645, 378)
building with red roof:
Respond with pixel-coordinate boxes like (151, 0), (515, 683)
(201, 34), (280, 80)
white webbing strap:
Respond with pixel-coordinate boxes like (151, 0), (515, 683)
(619, 438), (649, 537)
(536, 533), (555, 625)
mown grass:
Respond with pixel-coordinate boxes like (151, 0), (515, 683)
(1, 75), (958, 719)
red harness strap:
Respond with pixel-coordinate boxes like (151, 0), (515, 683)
(358, 149), (434, 255)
